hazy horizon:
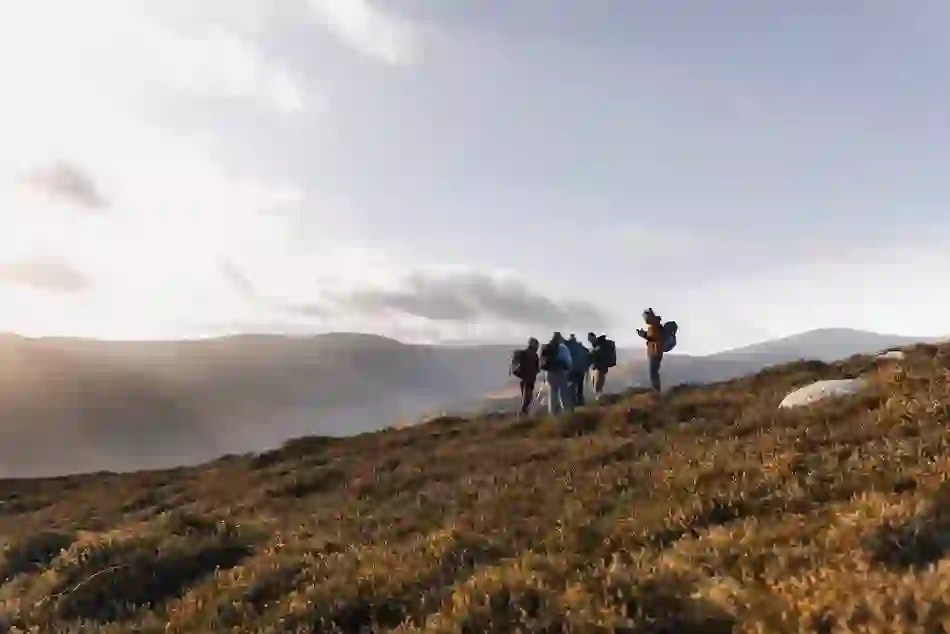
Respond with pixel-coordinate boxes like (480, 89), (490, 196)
(2, 1), (948, 355)
(0, 325), (937, 357)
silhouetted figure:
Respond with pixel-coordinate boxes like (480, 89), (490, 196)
(587, 332), (616, 400)
(509, 337), (540, 416)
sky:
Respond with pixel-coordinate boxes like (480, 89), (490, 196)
(1, 0), (948, 355)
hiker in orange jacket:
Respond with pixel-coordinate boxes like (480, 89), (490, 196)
(636, 308), (664, 393)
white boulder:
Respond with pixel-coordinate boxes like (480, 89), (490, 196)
(876, 350), (906, 360)
(779, 378), (869, 409)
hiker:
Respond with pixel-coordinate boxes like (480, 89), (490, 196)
(587, 332), (617, 400)
(637, 308), (664, 393)
(509, 337), (541, 416)
(566, 334), (591, 406)
(540, 331), (574, 414)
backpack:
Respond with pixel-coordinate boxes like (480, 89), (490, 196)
(509, 349), (527, 378)
(567, 340), (590, 371)
(661, 321), (678, 353)
(539, 342), (565, 372)
(599, 338), (617, 368)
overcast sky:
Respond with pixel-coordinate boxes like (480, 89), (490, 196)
(1, 0), (948, 354)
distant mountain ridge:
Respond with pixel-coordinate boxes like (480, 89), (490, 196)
(710, 327), (936, 362)
(0, 327), (941, 477)
(616, 327), (942, 390)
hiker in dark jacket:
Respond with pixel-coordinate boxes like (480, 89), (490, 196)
(588, 332), (609, 400)
(510, 337), (540, 416)
(566, 334), (591, 406)
(636, 308), (664, 393)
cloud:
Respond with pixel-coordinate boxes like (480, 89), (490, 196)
(615, 224), (707, 258)
(307, 0), (422, 65)
(220, 259), (330, 317)
(335, 270), (609, 331)
(0, 259), (91, 293)
(147, 26), (307, 114)
(21, 162), (108, 210)
(0, 1), (307, 118)
(219, 259), (259, 299)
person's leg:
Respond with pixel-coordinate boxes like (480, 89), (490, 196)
(520, 380), (534, 415)
(649, 355), (662, 393)
(574, 371), (585, 406)
(547, 373), (562, 415)
(560, 372), (575, 412)
(591, 367), (605, 398)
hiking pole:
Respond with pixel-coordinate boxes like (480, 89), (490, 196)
(532, 382), (547, 414)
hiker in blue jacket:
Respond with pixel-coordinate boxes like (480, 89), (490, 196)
(566, 334), (591, 406)
(539, 332), (574, 415)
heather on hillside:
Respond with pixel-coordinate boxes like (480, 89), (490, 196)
(1, 342), (949, 633)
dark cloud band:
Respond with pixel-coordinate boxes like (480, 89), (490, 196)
(0, 259), (91, 293)
(335, 270), (608, 331)
(22, 162), (109, 211)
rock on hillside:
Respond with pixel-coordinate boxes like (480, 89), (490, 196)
(778, 378), (870, 408)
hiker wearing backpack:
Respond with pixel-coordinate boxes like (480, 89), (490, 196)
(587, 332), (617, 400)
(637, 308), (677, 393)
(566, 334), (591, 406)
(509, 337), (540, 416)
(539, 332), (574, 414)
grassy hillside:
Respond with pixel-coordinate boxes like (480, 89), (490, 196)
(2, 342), (950, 632)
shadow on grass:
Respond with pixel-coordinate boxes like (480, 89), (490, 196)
(867, 484), (950, 571)
(251, 435), (338, 469)
(280, 535), (511, 633)
(646, 498), (757, 551)
(52, 539), (255, 622)
(625, 584), (737, 634)
(0, 530), (75, 583)
(266, 466), (347, 499)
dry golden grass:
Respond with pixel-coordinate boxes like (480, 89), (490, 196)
(0, 343), (949, 632)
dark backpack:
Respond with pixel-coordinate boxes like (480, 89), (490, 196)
(539, 342), (565, 372)
(566, 340), (590, 371)
(661, 321), (678, 353)
(600, 338), (617, 368)
(509, 349), (527, 378)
